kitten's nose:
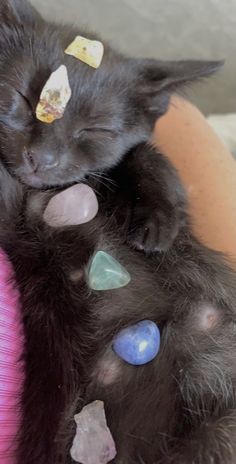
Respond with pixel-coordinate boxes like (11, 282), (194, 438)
(23, 148), (59, 172)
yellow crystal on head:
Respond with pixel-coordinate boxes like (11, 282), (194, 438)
(36, 65), (72, 124)
(65, 36), (104, 69)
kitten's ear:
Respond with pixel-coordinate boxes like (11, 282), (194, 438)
(134, 59), (223, 95)
(0, 0), (41, 26)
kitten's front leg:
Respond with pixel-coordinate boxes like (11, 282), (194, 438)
(110, 142), (187, 253)
(5, 223), (89, 463)
(14, 271), (80, 464)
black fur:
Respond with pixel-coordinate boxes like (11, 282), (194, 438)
(0, 1), (236, 463)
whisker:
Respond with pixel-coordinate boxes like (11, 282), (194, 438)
(92, 171), (117, 187)
(83, 179), (103, 199)
(89, 174), (115, 193)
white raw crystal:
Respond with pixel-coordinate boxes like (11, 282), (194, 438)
(36, 65), (71, 124)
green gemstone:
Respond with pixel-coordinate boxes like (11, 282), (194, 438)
(88, 251), (131, 291)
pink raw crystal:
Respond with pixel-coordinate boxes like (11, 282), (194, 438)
(70, 400), (117, 464)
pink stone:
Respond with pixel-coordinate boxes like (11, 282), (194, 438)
(43, 184), (98, 227)
(70, 401), (117, 464)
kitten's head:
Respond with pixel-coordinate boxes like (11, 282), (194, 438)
(0, 0), (222, 189)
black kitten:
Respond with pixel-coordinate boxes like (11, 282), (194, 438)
(0, 0), (221, 252)
(1, 1), (236, 464)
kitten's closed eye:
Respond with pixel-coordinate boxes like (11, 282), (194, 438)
(0, 84), (33, 130)
(72, 127), (119, 140)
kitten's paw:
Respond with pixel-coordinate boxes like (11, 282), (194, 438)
(127, 204), (181, 253)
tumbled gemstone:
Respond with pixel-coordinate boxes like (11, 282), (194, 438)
(88, 251), (131, 291)
(43, 184), (98, 227)
(113, 320), (160, 365)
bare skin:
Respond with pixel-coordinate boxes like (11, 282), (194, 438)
(154, 96), (236, 263)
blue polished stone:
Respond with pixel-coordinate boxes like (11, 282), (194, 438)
(113, 320), (160, 366)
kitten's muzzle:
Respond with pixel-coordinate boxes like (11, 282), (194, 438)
(22, 147), (59, 174)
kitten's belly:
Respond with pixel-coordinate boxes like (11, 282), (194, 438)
(54, 217), (222, 462)
(1, 211), (233, 463)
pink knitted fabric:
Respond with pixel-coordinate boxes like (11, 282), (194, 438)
(0, 250), (24, 463)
